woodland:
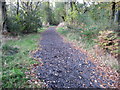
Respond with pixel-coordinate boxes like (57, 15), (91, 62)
(0, 0), (120, 88)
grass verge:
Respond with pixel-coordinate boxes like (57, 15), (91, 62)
(1, 27), (46, 88)
(57, 26), (96, 49)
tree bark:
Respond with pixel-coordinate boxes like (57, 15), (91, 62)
(1, 1), (7, 33)
(117, 10), (120, 25)
(114, 5), (120, 29)
(0, 1), (2, 32)
(111, 2), (116, 21)
(17, 0), (19, 15)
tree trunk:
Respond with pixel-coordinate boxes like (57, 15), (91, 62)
(0, 0), (7, 50)
(70, 2), (73, 11)
(114, 2), (120, 23)
(0, 2), (2, 82)
(70, 1), (76, 23)
(0, 1), (2, 32)
(2, 1), (7, 33)
(17, 0), (19, 15)
(118, 10), (120, 25)
(111, 2), (116, 21)
(114, 2), (120, 73)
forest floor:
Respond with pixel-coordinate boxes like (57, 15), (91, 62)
(33, 27), (119, 88)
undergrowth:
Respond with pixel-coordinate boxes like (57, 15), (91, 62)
(57, 25), (119, 71)
(57, 26), (97, 49)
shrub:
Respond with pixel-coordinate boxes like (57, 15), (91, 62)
(6, 9), (42, 35)
(97, 30), (119, 57)
(23, 11), (42, 33)
(7, 14), (24, 35)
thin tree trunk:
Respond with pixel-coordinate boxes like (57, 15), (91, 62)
(0, 1), (2, 32)
(0, 2), (2, 83)
(17, 0), (19, 15)
(111, 2), (116, 21)
(114, 4), (120, 29)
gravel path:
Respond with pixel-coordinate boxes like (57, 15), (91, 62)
(33, 27), (117, 88)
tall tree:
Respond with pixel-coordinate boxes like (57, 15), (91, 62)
(1, 0), (7, 33)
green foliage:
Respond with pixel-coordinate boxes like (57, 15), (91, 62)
(2, 33), (40, 88)
(40, 2), (58, 25)
(65, 2), (114, 30)
(60, 2), (119, 50)
(6, 3), (42, 35)
(88, 3), (111, 21)
(65, 5), (79, 23)
(7, 14), (24, 35)
(2, 68), (26, 88)
(43, 2), (53, 24)
(54, 2), (66, 23)
(23, 11), (42, 33)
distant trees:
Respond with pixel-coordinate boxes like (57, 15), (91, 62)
(6, 1), (42, 35)
(43, 2), (53, 25)
(54, 2), (66, 23)
(1, 0), (120, 35)
(63, 1), (120, 30)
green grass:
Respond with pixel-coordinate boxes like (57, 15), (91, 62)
(57, 27), (96, 50)
(37, 27), (47, 33)
(2, 27), (46, 88)
(57, 27), (69, 36)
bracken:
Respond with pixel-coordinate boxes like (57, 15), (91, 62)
(97, 30), (119, 57)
